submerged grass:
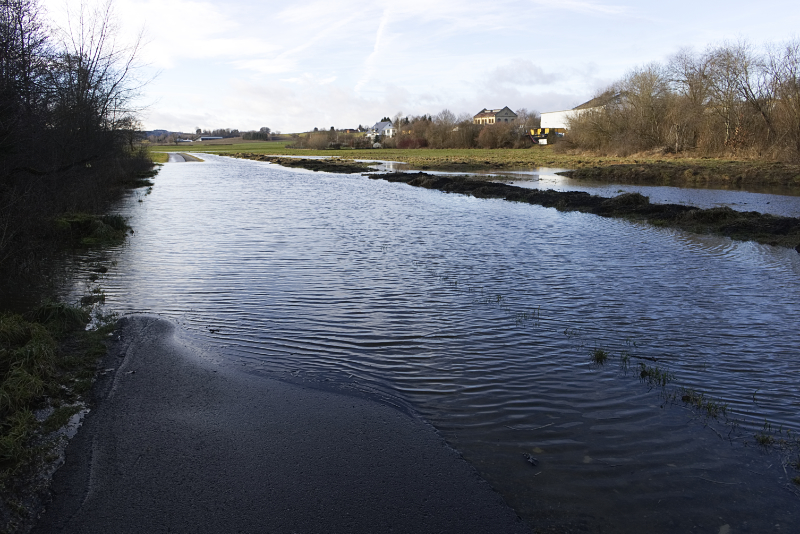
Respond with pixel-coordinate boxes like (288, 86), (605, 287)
(411, 245), (800, 496)
(679, 387), (728, 419)
(638, 362), (675, 389)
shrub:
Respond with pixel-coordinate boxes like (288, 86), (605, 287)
(477, 123), (515, 149)
(397, 138), (429, 149)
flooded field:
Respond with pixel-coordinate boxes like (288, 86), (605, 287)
(72, 155), (800, 532)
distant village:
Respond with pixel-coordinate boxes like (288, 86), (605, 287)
(144, 101), (598, 150)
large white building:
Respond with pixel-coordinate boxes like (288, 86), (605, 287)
(540, 109), (578, 130)
(540, 93), (619, 130)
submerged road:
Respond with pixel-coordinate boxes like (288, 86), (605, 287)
(35, 316), (530, 533)
(167, 152), (202, 162)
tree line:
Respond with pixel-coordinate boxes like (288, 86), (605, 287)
(292, 109), (541, 150)
(0, 0), (150, 276)
(564, 39), (800, 160)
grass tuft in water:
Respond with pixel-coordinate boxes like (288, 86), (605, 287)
(679, 387), (728, 419)
(755, 433), (776, 446)
(591, 348), (610, 365)
(619, 350), (632, 372)
(79, 289), (106, 307)
(638, 362), (674, 389)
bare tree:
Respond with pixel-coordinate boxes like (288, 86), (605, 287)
(565, 39), (800, 160)
(771, 39), (800, 158)
(47, 0), (146, 165)
(667, 48), (713, 150)
(730, 41), (777, 143)
(0, 0), (152, 274)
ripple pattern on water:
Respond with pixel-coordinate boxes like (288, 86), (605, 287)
(79, 155), (800, 532)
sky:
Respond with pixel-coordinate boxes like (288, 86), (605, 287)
(42, 0), (800, 133)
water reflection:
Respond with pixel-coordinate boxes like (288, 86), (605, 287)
(76, 155), (800, 532)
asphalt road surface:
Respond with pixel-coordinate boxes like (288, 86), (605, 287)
(34, 316), (530, 534)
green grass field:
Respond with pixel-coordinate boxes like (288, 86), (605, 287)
(149, 142), (800, 187)
(150, 152), (169, 163)
(149, 141), (631, 168)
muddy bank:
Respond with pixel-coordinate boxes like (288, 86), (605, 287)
(367, 172), (800, 250)
(221, 152), (376, 173)
(560, 161), (800, 189)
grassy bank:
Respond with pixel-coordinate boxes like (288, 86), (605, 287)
(1, 151), (157, 292)
(0, 211), (137, 532)
(150, 152), (169, 163)
(369, 172), (800, 250)
(152, 142), (632, 169)
(0, 304), (116, 533)
(154, 142), (800, 189)
(561, 161), (800, 189)
(0, 160), (158, 532)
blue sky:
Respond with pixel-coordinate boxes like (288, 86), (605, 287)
(43, 0), (800, 133)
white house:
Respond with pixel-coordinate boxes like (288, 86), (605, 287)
(367, 121), (395, 138)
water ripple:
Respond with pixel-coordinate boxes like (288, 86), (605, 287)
(77, 155), (800, 533)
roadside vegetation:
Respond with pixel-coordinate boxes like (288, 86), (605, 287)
(0, 302), (116, 533)
(1, 1), (152, 530)
(0, 0), (154, 293)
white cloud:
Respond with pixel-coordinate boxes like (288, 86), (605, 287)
(42, 0), (800, 132)
(489, 59), (564, 85)
(232, 58), (297, 75)
(355, 5), (393, 93)
(529, 0), (631, 16)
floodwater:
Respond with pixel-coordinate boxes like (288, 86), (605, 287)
(74, 155), (800, 532)
(375, 160), (800, 217)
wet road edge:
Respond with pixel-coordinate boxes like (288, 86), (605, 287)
(34, 315), (531, 533)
